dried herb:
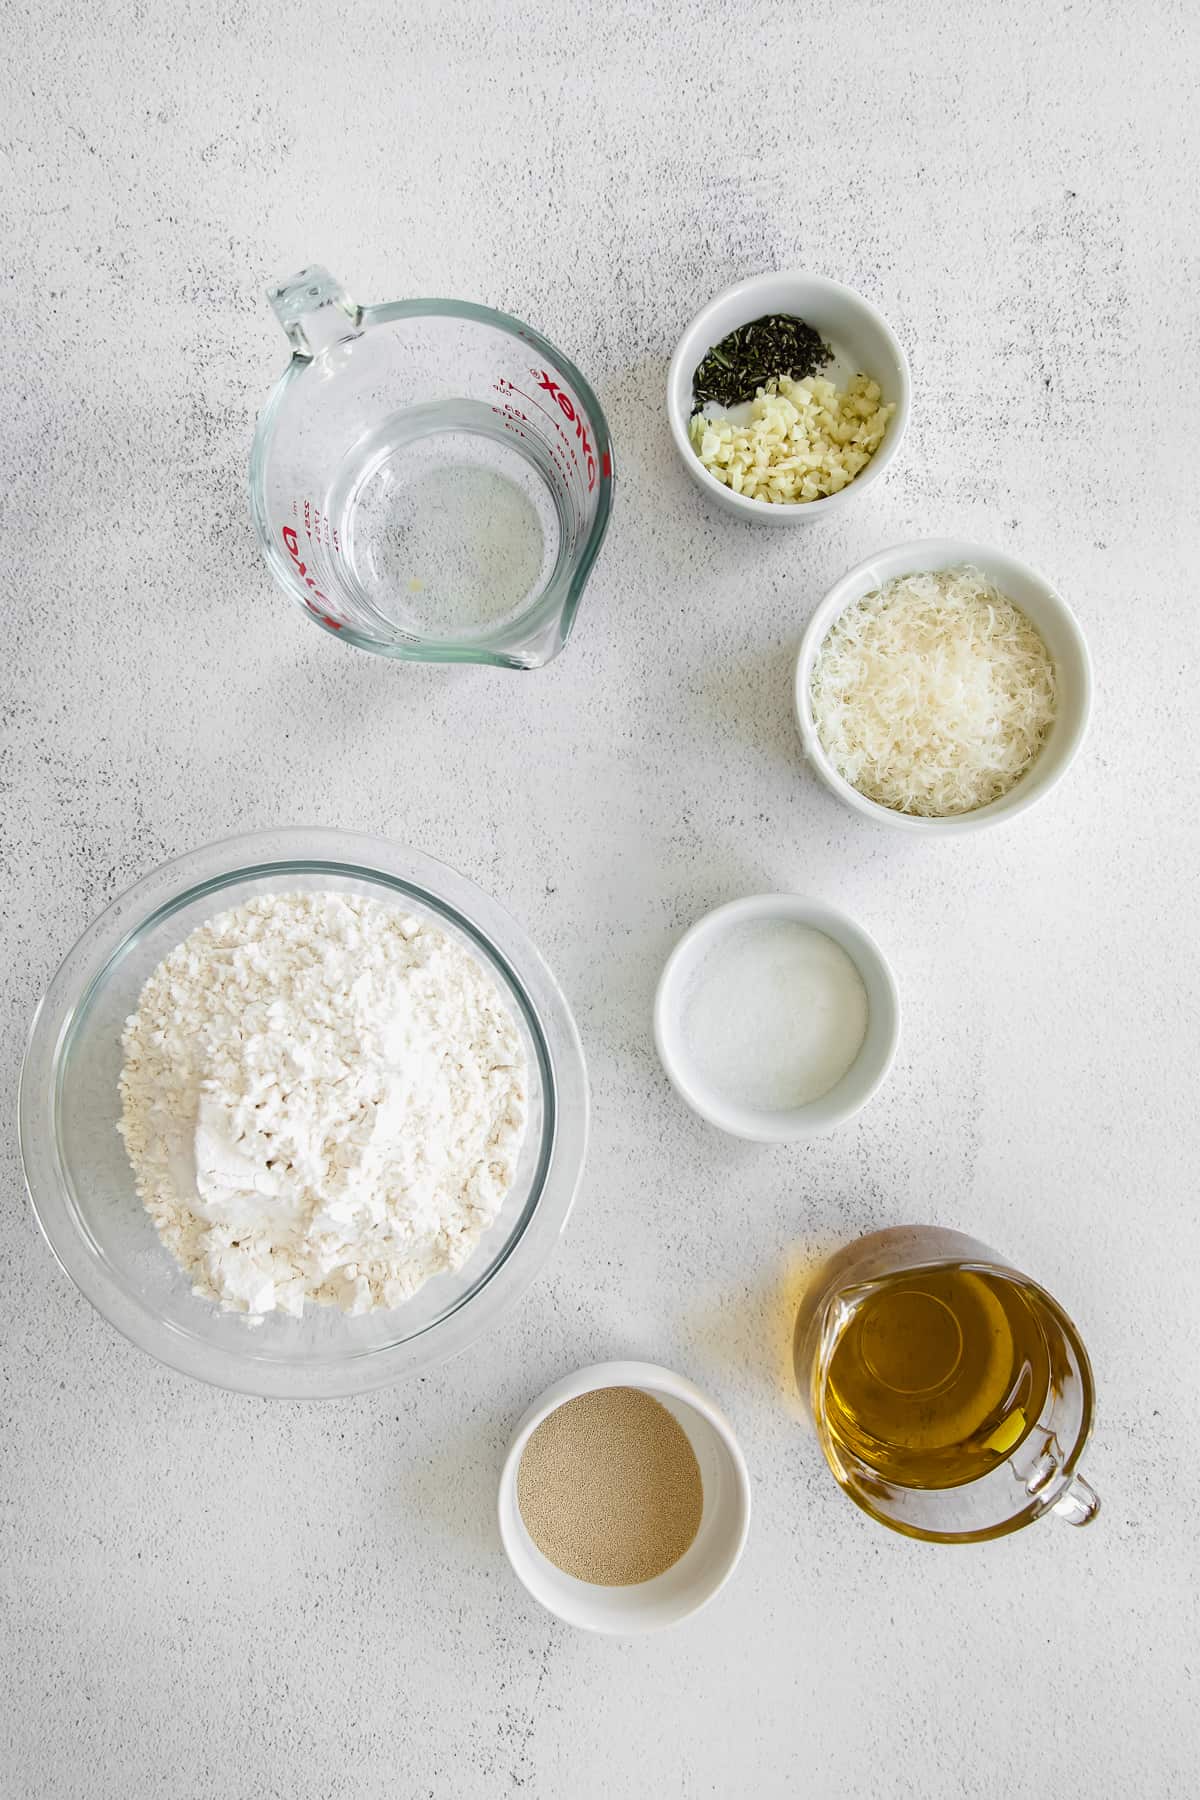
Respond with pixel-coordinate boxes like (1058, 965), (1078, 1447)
(692, 313), (833, 411)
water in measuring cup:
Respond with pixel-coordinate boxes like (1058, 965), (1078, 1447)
(328, 401), (564, 638)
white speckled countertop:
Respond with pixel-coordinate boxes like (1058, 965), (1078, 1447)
(3, 3), (1199, 1794)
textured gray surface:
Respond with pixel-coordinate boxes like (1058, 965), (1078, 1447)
(3, 1), (1199, 1795)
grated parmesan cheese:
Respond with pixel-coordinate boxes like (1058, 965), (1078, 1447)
(810, 565), (1057, 817)
(689, 373), (894, 504)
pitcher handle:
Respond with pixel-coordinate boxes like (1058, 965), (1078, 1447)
(268, 265), (362, 360)
(1051, 1472), (1100, 1527)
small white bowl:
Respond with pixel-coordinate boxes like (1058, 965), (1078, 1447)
(498, 1360), (751, 1634)
(653, 895), (900, 1142)
(795, 538), (1093, 836)
(667, 270), (911, 526)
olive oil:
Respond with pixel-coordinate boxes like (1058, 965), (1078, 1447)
(824, 1267), (1052, 1490)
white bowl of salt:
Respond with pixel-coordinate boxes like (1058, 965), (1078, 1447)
(654, 895), (900, 1141)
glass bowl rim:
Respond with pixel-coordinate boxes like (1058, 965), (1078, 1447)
(18, 827), (589, 1399)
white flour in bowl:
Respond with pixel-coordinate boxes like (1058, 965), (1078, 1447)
(117, 892), (528, 1319)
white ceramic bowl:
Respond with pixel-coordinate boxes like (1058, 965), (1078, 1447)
(667, 270), (911, 525)
(498, 1361), (751, 1634)
(653, 895), (900, 1142)
(795, 539), (1093, 835)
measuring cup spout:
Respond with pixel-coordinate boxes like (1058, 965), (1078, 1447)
(268, 265), (363, 360)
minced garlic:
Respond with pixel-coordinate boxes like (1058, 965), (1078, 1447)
(689, 373), (894, 504)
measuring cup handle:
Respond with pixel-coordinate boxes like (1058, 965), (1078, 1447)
(1051, 1472), (1100, 1527)
(268, 265), (362, 359)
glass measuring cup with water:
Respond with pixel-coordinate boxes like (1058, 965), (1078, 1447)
(249, 267), (614, 668)
(793, 1226), (1099, 1543)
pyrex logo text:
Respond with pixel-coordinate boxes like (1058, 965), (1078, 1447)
(282, 526), (343, 630)
(533, 370), (597, 491)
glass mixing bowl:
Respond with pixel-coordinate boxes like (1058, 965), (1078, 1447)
(18, 829), (588, 1398)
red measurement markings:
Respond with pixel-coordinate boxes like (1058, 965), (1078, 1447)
(282, 525), (343, 629)
(488, 402), (581, 556)
(494, 393), (531, 425)
(496, 382), (591, 505)
(523, 384), (588, 488)
(530, 369), (599, 492)
(493, 398), (532, 443)
(293, 495), (343, 555)
(494, 413), (532, 456)
(494, 373), (595, 486)
(491, 387), (586, 517)
(491, 376), (605, 557)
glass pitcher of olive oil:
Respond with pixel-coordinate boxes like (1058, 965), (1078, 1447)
(793, 1227), (1099, 1543)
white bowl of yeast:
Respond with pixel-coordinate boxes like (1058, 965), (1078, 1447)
(498, 1361), (751, 1634)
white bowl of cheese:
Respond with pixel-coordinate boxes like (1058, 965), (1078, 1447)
(794, 539), (1093, 834)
